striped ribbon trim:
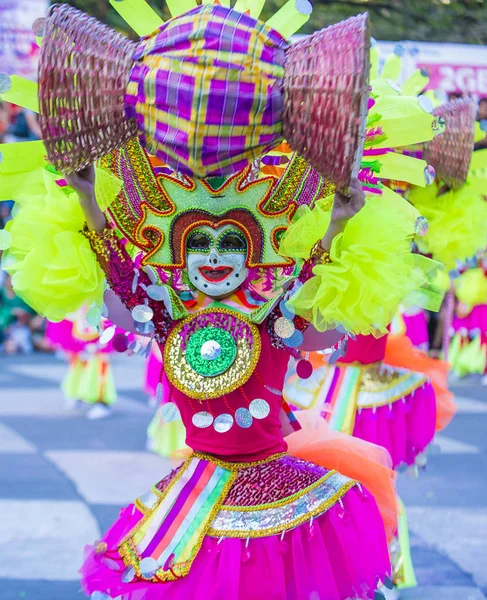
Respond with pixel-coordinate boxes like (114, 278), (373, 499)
(120, 457), (234, 581)
(326, 366), (362, 434)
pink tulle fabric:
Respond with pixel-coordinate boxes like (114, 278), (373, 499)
(45, 319), (94, 354)
(144, 347), (163, 398)
(45, 319), (122, 355)
(80, 487), (390, 600)
(352, 382), (436, 469)
(402, 311), (429, 350)
(452, 304), (487, 342)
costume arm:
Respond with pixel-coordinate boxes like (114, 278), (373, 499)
(67, 168), (172, 338)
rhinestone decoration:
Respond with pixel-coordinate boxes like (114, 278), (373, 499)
(112, 333), (129, 353)
(214, 413), (234, 433)
(156, 382), (163, 403)
(418, 95), (433, 113)
(386, 79), (402, 94)
(128, 340), (141, 354)
(264, 385), (283, 396)
(284, 329), (304, 348)
(86, 305), (102, 327)
(121, 566), (136, 583)
(393, 43), (405, 57)
(279, 299), (295, 320)
(131, 304), (154, 323)
(235, 407), (253, 428)
(274, 316), (295, 339)
(328, 348), (342, 365)
(99, 325), (116, 345)
(143, 265), (159, 284)
(249, 399), (270, 419)
(91, 593), (112, 600)
(101, 555), (120, 571)
(135, 320), (155, 335)
(0, 73), (12, 94)
(414, 215), (429, 237)
(296, 0), (313, 14)
(139, 557), (158, 578)
(192, 411), (214, 428)
(201, 340), (222, 360)
(424, 164), (436, 185)
(296, 359), (313, 379)
(147, 285), (166, 301)
(164, 309), (261, 400)
(0, 229), (11, 250)
(432, 116), (446, 135)
(186, 327), (236, 377)
(160, 401), (180, 423)
(32, 17), (45, 36)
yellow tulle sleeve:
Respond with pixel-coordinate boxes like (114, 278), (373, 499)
(408, 183), (487, 271)
(455, 268), (487, 309)
(1, 168), (106, 322)
(280, 190), (444, 336)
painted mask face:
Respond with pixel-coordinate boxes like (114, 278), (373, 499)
(185, 225), (249, 298)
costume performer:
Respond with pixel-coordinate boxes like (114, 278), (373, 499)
(0, 2), (447, 598)
(145, 345), (187, 456)
(45, 310), (119, 418)
(407, 96), (487, 366)
(449, 252), (487, 380)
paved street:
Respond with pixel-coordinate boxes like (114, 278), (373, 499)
(0, 353), (485, 600)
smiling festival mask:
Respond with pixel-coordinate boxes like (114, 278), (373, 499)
(186, 226), (249, 298)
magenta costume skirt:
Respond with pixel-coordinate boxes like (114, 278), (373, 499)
(285, 362), (436, 470)
(452, 304), (487, 344)
(352, 380), (436, 469)
(80, 454), (390, 600)
(402, 310), (429, 351)
(144, 350), (163, 398)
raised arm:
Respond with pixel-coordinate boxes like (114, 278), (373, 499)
(66, 168), (172, 339)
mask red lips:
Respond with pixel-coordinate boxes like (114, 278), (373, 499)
(199, 266), (234, 283)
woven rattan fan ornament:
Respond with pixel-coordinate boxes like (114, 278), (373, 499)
(38, 5), (138, 174)
(38, 1), (370, 191)
(423, 98), (476, 189)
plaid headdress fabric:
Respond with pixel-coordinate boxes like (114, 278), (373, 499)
(125, 4), (288, 178)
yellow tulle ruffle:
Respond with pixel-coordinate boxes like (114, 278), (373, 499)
(280, 190), (444, 336)
(2, 168), (105, 321)
(409, 181), (487, 271)
(455, 268), (487, 309)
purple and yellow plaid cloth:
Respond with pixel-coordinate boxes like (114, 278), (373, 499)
(125, 4), (288, 178)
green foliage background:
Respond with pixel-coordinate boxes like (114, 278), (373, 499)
(54, 0), (487, 44)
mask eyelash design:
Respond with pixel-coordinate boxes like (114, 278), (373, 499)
(187, 230), (213, 253)
(216, 230), (247, 253)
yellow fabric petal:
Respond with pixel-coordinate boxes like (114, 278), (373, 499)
(401, 69), (429, 97)
(0, 75), (39, 113)
(108, 0), (163, 37)
(408, 181), (487, 270)
(282, 193), (444, 336)
(381, 53), (401, 81)
(455, 269), (487, 309)
(371, 96), (435, 148)
(266, 0), (310, 38)
(2, 168), (104, 321)
(378, 153), (428, 187)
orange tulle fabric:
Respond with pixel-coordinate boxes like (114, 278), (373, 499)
(385, 334), (456, 432)
(286, 411), (398, 543)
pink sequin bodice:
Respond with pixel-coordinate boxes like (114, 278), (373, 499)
(339, 333), (388, 365)
(168, 327), (289, 462)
